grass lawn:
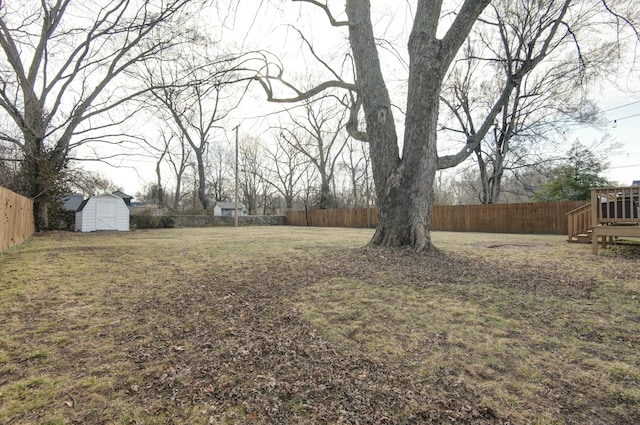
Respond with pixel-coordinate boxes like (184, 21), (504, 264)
(0, 227), (639, 424)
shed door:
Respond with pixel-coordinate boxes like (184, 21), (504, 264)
(96, 199), (117, 230)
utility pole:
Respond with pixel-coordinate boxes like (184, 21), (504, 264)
(234, 124), (239, 228)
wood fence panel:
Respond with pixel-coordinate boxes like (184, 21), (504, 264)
(286, 201), (585, 235)
(286, 210), (306, 226)
(1, 187), (35, 251)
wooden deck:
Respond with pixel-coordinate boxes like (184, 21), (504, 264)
(567, 186), (640, 254)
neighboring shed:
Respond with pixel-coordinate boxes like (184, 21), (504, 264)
(213, 201), (247, 217)
(75, 193), (130, 232)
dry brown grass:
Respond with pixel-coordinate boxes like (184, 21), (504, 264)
(0, 227), (638, 424)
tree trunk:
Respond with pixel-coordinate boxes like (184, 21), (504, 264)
(318, 177), (333, 209)
(155, 150), (166, 207)
(369, 67), (442, 251)
(490, 164), (505, 204)
(22, 136), (66, 230)
(346, 0), (401, 245)
(347, 0), (443, 251)
(490, 131), (508, 204)
(195, 151), (209, 210)
(173, 172), (182, 211)
(369, 162), (435, 250)
(476, 147), (491, 204)
(345, 0), (490, 250)
(22, 151), (48, 230)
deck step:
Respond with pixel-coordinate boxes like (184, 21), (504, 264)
(568, 230), (593, 244)
(576, 233), (591, 243)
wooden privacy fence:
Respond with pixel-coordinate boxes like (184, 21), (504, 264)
(286, 207), (378, 229)
(1, 187), (35, 251)
(286, 201), (585, 235)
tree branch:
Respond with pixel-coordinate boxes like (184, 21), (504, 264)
(601, 0), (640, 40)
(343, 92), (368, 143)
(255, 73), (356, 103)
(441, 0), (491, 65)
(292, 0), (349, 27)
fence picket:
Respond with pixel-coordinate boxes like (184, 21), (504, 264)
(1, 187), (35, 251)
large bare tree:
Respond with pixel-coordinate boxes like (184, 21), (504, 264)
(440, 1), (618, 204)
(206, 141), (233, 204)
(141, 49), (250, 210)
(0, 0), (195, 228)
(279, 99), (349, 209)
(238, 137), (268, 214)
(263, 131), (310, 209)
(166, 133), (193, 211)
(339, 137), (370, 208)
(256, 0), (638, 251)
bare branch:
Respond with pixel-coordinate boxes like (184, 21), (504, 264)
(288, 25), (344, 81)
(255, 72), (355, 103)
(440, 0), (491, 64)
(601, 0), (640, 40)
(292, 0), (349, 27)
(250, 31), (356, 104)
(342, 91), (368, 143)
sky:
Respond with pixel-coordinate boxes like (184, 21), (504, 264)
(569, 84), (640, 186)
(79, 1), (640, 198)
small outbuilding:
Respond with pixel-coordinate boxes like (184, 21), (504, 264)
(213, 201), (247, 217)
(75, 193), (130, 232)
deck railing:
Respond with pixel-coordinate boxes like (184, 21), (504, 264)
(590, 186), (640, 253)
(591, 186), (640, 225)
(566, 202), (591, 241)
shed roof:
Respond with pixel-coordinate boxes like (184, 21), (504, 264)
(77, 193), (126, 211)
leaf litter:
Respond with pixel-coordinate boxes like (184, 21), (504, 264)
(1, 229), (639, 424)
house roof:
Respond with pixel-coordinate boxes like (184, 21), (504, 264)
(112, 190), (133, 199)
(61, 194), (85, 211)
(215, 201), (246, 209)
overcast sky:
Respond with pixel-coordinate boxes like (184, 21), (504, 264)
(82, 1), (640, 197)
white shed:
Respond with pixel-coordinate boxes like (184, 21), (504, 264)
(213, 201), (247, 217)
(75, 193), (130, 232)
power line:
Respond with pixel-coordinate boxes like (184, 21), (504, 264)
(608, 163), (640, 169)
(608, 152), (640, 157)
(604, 99), (640, 112)
(614, 112), (640, 122)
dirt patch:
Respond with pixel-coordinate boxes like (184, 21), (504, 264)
(483, 243), (546, 249)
